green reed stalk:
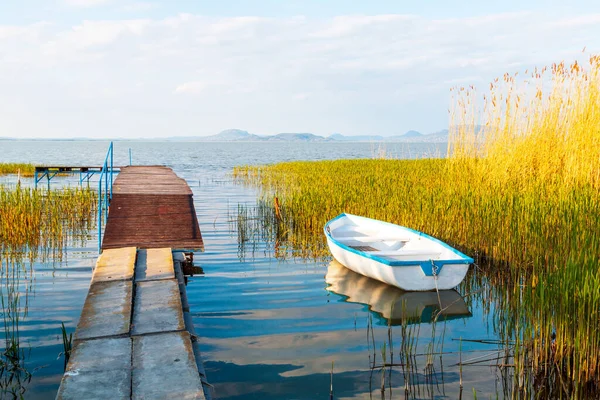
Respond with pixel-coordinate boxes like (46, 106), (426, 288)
(0, 164), (34, 178)
(0, 186), (96, 263)
(234, 55), (600, 398)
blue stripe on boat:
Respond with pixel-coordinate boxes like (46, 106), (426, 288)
(324, 213), (474, 277)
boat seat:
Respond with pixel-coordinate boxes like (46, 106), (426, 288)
(334, 235), (410, 242)
(368, 250), (442, 257)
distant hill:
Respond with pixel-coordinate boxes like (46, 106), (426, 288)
(270, 133), (327, 142)
(401, 130), (423, 138)
(198, 130), (329, 142)
(328, 133), (385, 142)
(0, 128), (454, 142)
(429, 129), (449, 137)
(203, 129), (264, 141)
(192, 128), (451, 142)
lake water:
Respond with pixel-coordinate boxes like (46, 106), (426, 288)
(0, 140), (506, 399)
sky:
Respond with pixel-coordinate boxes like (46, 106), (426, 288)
(0, 1), (599, 139)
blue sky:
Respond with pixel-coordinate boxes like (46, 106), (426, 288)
(0, 1), (599, 138)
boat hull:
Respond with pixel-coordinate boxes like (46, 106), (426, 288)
(324, 213), (473, 291)
(327, 237), (469, 291)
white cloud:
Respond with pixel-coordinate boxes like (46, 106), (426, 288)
(293, 93), (310, 101)
(121, 2), (157, 12)
(0, 12), (599, 138)
(312, 14), (415, 38)
(64, 0), (112, 7)
(174, 81), (208, 94)
(552, 14), (600, 27)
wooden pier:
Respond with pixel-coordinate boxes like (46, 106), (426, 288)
(56, 166), (209, 399)
(101, 166), (204, 250)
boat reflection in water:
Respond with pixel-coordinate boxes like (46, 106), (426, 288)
(326, 260), (472, 325)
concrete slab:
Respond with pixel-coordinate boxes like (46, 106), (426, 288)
(56, 337), (131, 400)
(75, 280), (132, 341)
(132, 279), (184, 335)
(135, 248), (174, 281)
(132, 331), (205, 400)
(92, 247), (136, 284)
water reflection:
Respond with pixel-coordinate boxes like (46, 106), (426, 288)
(0, 257), (33, 398)
(4, 140), (518, 399)
(325, 261), (471, 326)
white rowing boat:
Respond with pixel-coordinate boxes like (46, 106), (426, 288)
(324, 213), (473, 291)
(325, 260), (471, 324)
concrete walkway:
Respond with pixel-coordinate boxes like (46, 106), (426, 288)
(56, 248), (209, 400)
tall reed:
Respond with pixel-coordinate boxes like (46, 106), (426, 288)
(0, 164), (34, 178)
(0, 186), (97, 263)
(0, 257), (32, 398)
(233, 55), (600, 397)
(0, 185), (96, 396)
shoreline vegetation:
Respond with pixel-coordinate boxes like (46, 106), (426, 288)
(0, 164), (34, 178)
(0, 185), (96, 397)
(0, 186), (97, 262)
(234, 56), (600, 397)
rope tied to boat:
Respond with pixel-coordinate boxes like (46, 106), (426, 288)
(430, 259), (440, 277)
(431, 259), (443, 317)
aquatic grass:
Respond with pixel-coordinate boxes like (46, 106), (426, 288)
(0, 185), (96, 397)
(0, 186), (97, 263)
(0, 258), (32, 399)
(234, 55), (600, 397)
(0, 164), (34, 178)
(59, 323), (72, 372)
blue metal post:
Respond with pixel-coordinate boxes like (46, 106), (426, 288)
(110, 142), (114, 200)
(34, 170), (38, 189)
(97, 141), (116, 252)
(104, 171), (108, 226)
(129, 148), (132, 166)
(98, 176), (102, 253)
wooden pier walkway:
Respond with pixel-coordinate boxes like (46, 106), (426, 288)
(101, 166), (204, 250)
(57, 166), (209, 399)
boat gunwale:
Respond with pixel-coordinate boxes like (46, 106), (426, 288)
(324, 213), (474, 268)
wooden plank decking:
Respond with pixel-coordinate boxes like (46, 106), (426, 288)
(101, 166), (204, 250)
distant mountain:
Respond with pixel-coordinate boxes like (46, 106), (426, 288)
(328, 133), (385, 142)
(203, 129), (264, 141)
(193, 128), (451, 142)
(402, 130), (423, 138)
(429, 129), (449, 137)
(382, 130), (424, 141)
(269, 133), (327, 142)
(382, 129), (448, 143)
(198, 130), (329, 142)
(0, 128), (454, 142)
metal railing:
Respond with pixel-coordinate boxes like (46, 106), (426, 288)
(97, 142), (115, 252)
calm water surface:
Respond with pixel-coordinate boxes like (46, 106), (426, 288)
(0, 140), (505, 399)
